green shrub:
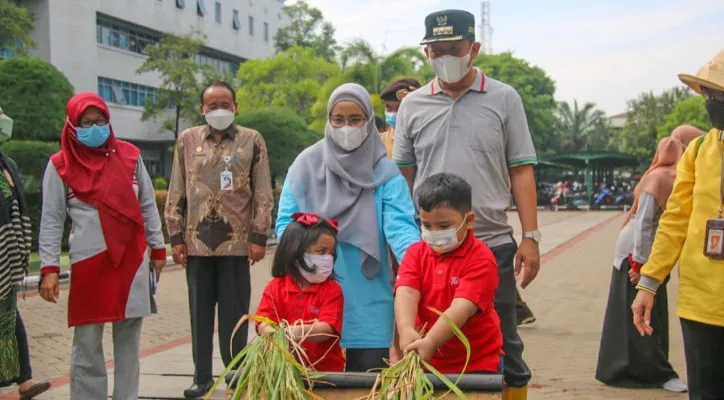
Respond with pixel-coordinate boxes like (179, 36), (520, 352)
(153, 177), (168, 190)
(0, 56), (74, 142)
(155, 189), (169, 243)
(1, 140), (59, 193)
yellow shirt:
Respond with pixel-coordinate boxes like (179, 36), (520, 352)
(642, 128), (724, 327)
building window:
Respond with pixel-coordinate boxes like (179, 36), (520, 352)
(0, 49), (15, 60)
(193, 53), (240, 75)
(248, 15), (254, 36)
(197, 0), (207, 17)
(176, 0), (185, 9)
(215, 1), (221, 23)
(263, 22), (269, 41)
(98, 77), (159, 107)
(232, 9), (240, 30)
(96, 18), (158, 55)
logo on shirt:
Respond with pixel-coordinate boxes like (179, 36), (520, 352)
(308, 306), (319, 315)
(450, 277), (460, 287)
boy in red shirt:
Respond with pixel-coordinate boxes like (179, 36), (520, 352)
(395, 173), (503, 373)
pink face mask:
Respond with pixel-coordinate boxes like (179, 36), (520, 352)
(300, 254), (334, 284)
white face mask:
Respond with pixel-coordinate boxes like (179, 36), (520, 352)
(300, 254), (334, 284)
(330, 125), (369, 152)
(205, 109), (235, 131)
(421, 218), (468, 253)
(430, 50), (472, 84)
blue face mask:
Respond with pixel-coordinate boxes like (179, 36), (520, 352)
(385, 111), (397, 129)
(76, 124), (110, 148)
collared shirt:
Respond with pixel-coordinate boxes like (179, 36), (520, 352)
(255, 275), (345, 372)
(395, 232), (502, 374)
(393, 68), (538, 247)
(165, 124), (274, 257)
(639, 129), (724, 327)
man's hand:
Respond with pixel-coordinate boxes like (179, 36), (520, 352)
(249, 244), (266, 265)
(152, 258), (167, 280)
(405, 337), (436, 362)
(40, 273), (60, 303)
(632, 290), (655, 336)
(172, 244), (187, 266)
(398, 326), (421, 350)
(515, 238), (540, 288)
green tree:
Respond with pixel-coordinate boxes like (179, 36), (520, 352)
(0, 140), (59, 192)
(555, 100), (610, 152)
(235, 107), (321, 186)
(0, 56), (74, 141)
(235, 46), (339, 123)
(274, 0), (338, 62)
(656, 95), (710, 139)
(0, 0), (35, 53)
(340, 39), (432, 94)
(473, 52), (557, 151)
(136, 31), (219, 139)
(611, 87), (691, 161)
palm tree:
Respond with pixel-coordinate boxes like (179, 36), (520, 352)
(338, 39), (432, 94)
(556, 100), (610, 152)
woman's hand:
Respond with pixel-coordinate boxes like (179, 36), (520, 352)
(632, 290), (655, 336)
(628, 269), (641, 285)
(40, 273), (60, 303)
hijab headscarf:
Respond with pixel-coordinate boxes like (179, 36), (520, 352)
(50, 93), (145, 269)
(670, 124), (706, 147)
(286, 83), (400, 279)
(623, 133), (701, 226)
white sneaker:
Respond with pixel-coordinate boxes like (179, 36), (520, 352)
(662, 377), (688, 393)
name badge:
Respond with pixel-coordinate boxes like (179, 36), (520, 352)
(220, 170), (233, 191)
(704, 218), (724, 259)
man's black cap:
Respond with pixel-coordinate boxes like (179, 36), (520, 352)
(421, 9), (476, 45)
(380, 78), (422, 102)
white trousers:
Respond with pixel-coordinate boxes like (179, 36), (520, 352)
(70, 318), (143, 400)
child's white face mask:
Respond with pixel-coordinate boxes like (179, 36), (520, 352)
(301, 254), (334, 283)
(421, 218), (467, 253)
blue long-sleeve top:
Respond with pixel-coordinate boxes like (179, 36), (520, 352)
(276, 170), (420, 349)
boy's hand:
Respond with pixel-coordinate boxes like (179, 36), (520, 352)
(405, 337), (436, 362)
(398, 327), (421, 350)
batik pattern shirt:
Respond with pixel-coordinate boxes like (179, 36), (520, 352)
(165, 124), (274, 256)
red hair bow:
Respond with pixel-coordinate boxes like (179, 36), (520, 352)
(291, 212), (339, 232)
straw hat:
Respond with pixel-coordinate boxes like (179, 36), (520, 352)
(679, 49), (724, 95)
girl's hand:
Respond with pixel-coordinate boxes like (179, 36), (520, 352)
(628, 269), (641, 285)
(405, 338), (436, 362)
(398, 327), (421, 350)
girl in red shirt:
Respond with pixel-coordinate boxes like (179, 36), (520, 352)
(256, 212), (346, 372)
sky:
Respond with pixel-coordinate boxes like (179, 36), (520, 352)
(291, 0), (724, 115)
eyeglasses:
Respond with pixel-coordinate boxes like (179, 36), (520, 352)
(78, 118), (109, 128)
(329, 115), (366, 128)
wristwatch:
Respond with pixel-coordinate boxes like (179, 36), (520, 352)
(523, 231), (541, 244)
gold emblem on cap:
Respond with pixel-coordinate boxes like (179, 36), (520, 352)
(196, 146), (202, 152)
(469, 26), (474, 33)
(396, 89), (409, 101)
(436, 15), (448, 26)
(433, 26), (453, 36)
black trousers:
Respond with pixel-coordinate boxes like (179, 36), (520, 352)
(680, 318), (724, 400)
(186, 256), (250, 384)
(345, 348), (388, 372)
(16, 311), (31, 384)
(490, 241), (531, 388)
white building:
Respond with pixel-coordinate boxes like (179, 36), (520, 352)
(20, 0), (288, 176)
(607, 112), (628, 130)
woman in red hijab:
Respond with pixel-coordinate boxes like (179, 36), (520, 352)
(37, 93), (167, 399)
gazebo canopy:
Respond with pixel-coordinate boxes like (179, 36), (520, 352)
(547, 152), (638, 169)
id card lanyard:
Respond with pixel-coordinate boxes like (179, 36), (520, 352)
(220, 155), (233, 191)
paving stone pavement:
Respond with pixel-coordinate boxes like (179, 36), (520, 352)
(2, 211), (690, 399)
